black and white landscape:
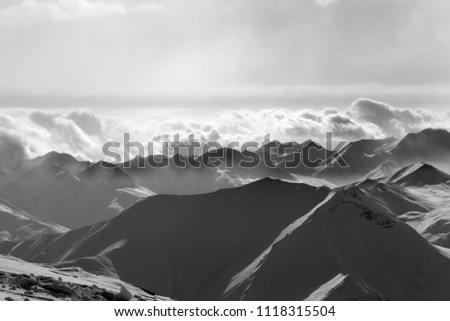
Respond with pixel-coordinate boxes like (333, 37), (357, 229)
(1, 128), (450, 300)
(1, 0), (450, 301)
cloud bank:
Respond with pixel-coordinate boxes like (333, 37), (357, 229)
(0, 98), (447, 162)
(350, 98), (438, 137)
(1, 0), (450, 96)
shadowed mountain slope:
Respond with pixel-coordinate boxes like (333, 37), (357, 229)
(0, 152), (153, 229)
(3, 178), (450, 300)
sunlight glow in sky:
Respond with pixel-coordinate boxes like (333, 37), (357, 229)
(0, 0), (449, 110)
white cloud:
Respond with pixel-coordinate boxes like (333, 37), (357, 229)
(0, 0), (162, 25)
(67, 108), (103, 136)
(0, 98), (447, 161)
(29, 110), (101, 159)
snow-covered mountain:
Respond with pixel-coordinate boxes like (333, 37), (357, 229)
(389, 162), (450, 186)
(355, 162), (450, 250)
(0, 152), (153, 229)
(0, 197), (68, 242)
(1, 129), (450, 301)
(0, 179), (331, 300)
(121, 148), (295, 195)
(358, 160), (400, 182)
(310, 129), (450, 185)
(390, 128), (450, 164)
(3, 176), (450, 300)
(312, 137), (396, 185)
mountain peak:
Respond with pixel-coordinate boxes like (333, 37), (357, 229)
(301, 140), (325, 152)
(38, 151), (79, 167)
(389, 162), (450, 186)
(360, 160), (400, 182)
(81, 161), (133, 182)
(392, 128), (450, 155)
(421, 127), (450, 134)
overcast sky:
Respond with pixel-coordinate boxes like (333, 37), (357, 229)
(0, 0), (449, 110)
(1, 0), (450, 161)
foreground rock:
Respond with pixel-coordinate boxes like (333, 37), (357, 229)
(0, 255), (170, 301)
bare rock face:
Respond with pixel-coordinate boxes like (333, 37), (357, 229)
(12, 274), (38, 290)
(42, 280), (77, 296)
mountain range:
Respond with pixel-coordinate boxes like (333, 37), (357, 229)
(1, 128), (450, 300)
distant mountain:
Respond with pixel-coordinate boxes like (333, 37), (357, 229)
(197, 147), (293, 182)
(313, 138), (396, 185)
(0, 198), (67, 242)
(2, 128), (450, 227)
(311, 129), (450, 185)
(277, 140), (332, 176)
(122, 147), (294, 195)
(121, 153), (236, 195)
(391, 128), (450, 163)
(0, 152), (152, 229)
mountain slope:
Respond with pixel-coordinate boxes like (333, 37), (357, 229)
(304, 274), (386, 301)
(389, 163), (450, 186)
(3, 178), (450, 300)
(1, 179), (331, 300)
(391, 128), (450, 163)
(359, 160), (400, 182)
(122, 148), (294, 195)
(225, 186), (450, 300)
(0, 153), (153, 229)
(313, 138), (396, 185)
(0, 198), (68, 242)
(277, 140), (333, 176)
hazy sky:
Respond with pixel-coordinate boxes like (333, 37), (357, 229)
(0, 0), (449, 109)
(1, 0), (450, 161)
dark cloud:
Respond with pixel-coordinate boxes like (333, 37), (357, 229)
(329, 115), (353, 125)
(352, 98), (420, 123)
(29, 111), (56, 129)
(326, 114), (372, 140)
(299, 111), (322, 122)
(350, 98), (439, 137)
(206, 128), (221, 141)
(323, 107), (339, 115)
